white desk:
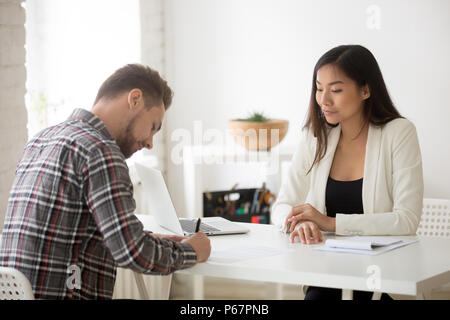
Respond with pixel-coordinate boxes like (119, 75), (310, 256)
(182, 145), (294, 298)
(137, 214), (450, 300)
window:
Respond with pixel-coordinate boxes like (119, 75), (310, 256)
(25, 0), (141, 138)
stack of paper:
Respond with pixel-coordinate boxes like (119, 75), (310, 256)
(314, 236), (419, 255)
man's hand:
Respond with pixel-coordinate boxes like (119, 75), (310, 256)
(152, 233), (188, 242)
(284, 203), (336, 233)
(182, 232), (211, 262)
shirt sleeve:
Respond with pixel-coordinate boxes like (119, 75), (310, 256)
(83, 146), (197, 275)
(270, 128), (313, 227)
(335, 120), (424, 236)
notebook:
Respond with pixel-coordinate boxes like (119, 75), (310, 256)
(314, 236), (419, 255)
(135, 162), (250, 236)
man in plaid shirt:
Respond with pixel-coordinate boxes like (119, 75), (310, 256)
(0, 64), (211, 299)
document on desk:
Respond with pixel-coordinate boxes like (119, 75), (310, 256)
(314, 236), (419, 255)
(209, 245), (294, 263)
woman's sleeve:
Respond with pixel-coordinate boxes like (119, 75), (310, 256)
(335, 120), (424, 236)
(271, 128), (313, 228)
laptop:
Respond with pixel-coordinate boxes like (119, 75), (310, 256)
(135, 162), (250, 236)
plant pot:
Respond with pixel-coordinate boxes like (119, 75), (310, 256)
(227, 119), (289, 151)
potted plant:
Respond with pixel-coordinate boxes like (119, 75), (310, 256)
(227, 111), (289, 151)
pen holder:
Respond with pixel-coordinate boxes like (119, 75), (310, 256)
(203, 188), (275, 224)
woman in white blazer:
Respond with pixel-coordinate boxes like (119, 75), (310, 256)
(271, 45), (423, 300)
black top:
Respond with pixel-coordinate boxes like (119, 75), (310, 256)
(325, 176), (364, 218)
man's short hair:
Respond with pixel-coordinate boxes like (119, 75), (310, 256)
(94, 64), (173, 110)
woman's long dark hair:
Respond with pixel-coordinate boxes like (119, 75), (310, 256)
(304, 45), (402, 174)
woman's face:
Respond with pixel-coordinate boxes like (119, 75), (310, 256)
(315, 63), (369, 125)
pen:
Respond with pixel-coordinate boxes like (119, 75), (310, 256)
(195, 218), (201, 233)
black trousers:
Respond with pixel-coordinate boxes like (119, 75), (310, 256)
(305, 286), (393, 300)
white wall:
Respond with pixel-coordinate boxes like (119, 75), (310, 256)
(25, 0), (141, 137)
(163, 0), (450, 214)
(0, 0), (27, 228)
(139, 0), (169, 173)
(25, 0), (168, 174)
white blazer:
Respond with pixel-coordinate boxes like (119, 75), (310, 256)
(271, 118), (424, 236)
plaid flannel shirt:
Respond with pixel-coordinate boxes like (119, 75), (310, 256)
(0, 108), (197, 299)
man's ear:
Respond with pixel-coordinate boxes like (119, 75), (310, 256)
(361, 84), (371, 100)
(127, 88), (143, 110)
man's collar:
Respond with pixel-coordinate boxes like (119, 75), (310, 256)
(68, 108), (114, 141)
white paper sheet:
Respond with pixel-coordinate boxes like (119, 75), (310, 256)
(209, 245), (294, 263)
(314, 237), (419, 255)
(324, 237), (403, 251)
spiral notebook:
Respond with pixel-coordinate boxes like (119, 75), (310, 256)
(314, 236), (419, 255)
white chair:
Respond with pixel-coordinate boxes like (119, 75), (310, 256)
(416, 198), (450, 238)
(0, 267), (34, 300)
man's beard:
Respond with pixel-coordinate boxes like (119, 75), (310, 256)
(116, 117), (138, 159)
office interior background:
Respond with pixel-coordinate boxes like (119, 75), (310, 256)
(0, 0), (449, 299)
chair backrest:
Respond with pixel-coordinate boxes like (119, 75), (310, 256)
(416, 198), (450, 238)
(0, 267), (34, 300)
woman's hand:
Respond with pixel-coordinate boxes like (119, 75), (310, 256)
(289, 221), (323, 244)
(284, 203), (336, 233)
